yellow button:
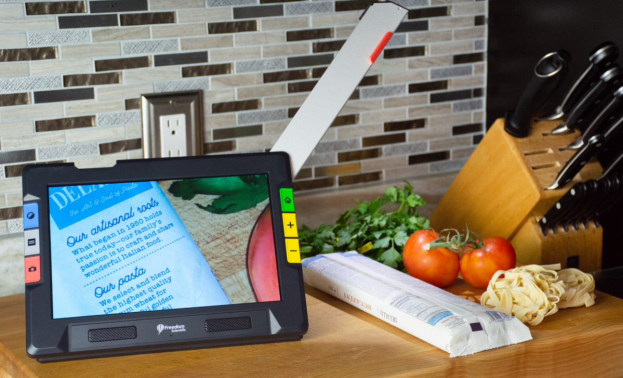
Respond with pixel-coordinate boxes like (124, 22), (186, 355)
(282, 213), (298, 238)
(285, 238), (301, 264)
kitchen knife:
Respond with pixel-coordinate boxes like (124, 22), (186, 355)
(505, 50), (571, 138)
(550, 65), (623, 136)
(547, 134), (605, 190)
(593, 175), (623, 224)
(587, 177), (618, 226)
(542, 41), (619, 122)
(539, 182), (586, 235)
(567, 85), (623, 149)
(565, 179), (603, 229)
(600, 147), (623, 178)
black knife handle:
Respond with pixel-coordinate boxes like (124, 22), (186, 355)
(547, 134), (605, 190)
(558, 42), (619, 116)
(539, 183), (583, 234)
(600, 147), (623, 178)
(563, 66), (623, 132)
(506, 51), (570, 138)
(569, 86), (623, 149)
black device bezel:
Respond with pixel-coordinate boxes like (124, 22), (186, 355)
(22, 152), (307, 362)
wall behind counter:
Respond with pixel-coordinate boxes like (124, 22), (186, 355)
(0, 0), (487, 296)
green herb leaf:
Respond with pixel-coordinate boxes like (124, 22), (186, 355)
(379, 247), (401, 268)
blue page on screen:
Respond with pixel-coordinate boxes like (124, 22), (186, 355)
(49, 181), (230, 319)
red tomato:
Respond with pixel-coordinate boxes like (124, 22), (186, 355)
(460, 237), (516, 289)
(403, 230), (460, 288)
(247, 207), (280, 302)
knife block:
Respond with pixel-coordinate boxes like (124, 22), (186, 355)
(430, 118), (603, 271)
(513, 218), (602, 271)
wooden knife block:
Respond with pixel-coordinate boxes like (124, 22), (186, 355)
(430, 118), (603, 271)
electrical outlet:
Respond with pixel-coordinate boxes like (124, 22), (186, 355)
(159, 114), (188, 157)
(141, 91), (204, 158)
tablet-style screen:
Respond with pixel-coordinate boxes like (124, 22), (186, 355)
(48, 175), (280, 319)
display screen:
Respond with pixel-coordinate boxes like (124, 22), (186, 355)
(48, 175), (280, 319)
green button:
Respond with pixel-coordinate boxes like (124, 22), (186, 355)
(280, 188), (295, 212)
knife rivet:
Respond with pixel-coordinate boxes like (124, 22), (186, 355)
(571, 189), (576, 195)
(542, 217), (547, 223)
(581, 161), (587, 165)
(556, 203), (561, 209)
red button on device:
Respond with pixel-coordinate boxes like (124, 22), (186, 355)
(25, 256), (41, 284)
(369, 32), (394, 64)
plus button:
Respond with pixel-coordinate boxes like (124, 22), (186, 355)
(287, 222), (294, 228)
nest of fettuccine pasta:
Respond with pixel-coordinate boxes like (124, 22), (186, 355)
(480, 264), (596, 326)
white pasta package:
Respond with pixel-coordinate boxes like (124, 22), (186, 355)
(302, 252), (532, 357)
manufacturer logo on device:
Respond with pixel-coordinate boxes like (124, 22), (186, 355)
(157, 324), (186, 335)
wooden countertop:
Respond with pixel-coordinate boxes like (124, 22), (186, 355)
(1, 281), (623, 378)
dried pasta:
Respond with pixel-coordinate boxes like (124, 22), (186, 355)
(480, 264), (595, 326)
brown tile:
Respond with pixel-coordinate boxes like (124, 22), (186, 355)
(358, 75), (379, 87)
(0, 47), (57, 62)
(36, 116), (95, 132)
(293, 177), (334, 192)
(331, 114), (358, 127)
(287, 28), (333, 42)
(288, 107), (299, 118)
(263, 69), (310, 83)
(288, 53), (333, 68)
(34, 88), (94, 104)
(95, 56), (151, 71)
(349, 89), (360, 100)
(408, 150), (449, 165)
(26, 1), (86, 15)
(59, 14), (118, 29)
(409, 80), (448, 93)
(0, 93), (31, 107)
(213, 124), (262, 140)
(120, 12), (175, 26)
(261, 0), (304, 3)
(473, 134), (484, 145)
(313, 40), (345, 53)
(473, 88), (484, 98)
(295, 167), (312, 180)
(338, 148), (381, 163)
(408, 6), (450, 19)
(315, 162), (360, 177)
(0, 150), (37, 165)
(182, 63), (233, 77)
(384, 119), (426, 132)
(99, 138), (142, 154)
(0, 207), (22, 221)
(208, 20), (258, 34)
(125, 98), (140, 110)
(453, 52), (485, 64)
(64, 72), (122, 87)
(311, 67), (327, 78)
(204, 140), (236, 154)
(452, 122), (483, 135)
(362, 133), (406, 147)
(212, 99), (260, 114)
(338, 172), (381, 186)
(384, 46), (426, 59)
(288, 80), (317, 93)
(90, 0), (148, 13)
(5, 160), (64, 178)
(475, 15), (486, 26)
(335, 0), (373, 12)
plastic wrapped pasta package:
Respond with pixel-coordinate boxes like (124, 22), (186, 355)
(302, 252), (532, 357)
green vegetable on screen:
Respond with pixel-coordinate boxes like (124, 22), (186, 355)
(298, 182), (429, 270)
(168, 175), (269, 214)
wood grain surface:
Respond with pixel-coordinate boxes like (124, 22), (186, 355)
(1, 281), (622, 378)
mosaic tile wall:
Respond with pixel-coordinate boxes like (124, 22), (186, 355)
(0, 0), (488, 237)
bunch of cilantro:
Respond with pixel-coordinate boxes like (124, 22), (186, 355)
(298, 182), (430, 270)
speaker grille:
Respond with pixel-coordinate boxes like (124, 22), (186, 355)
(205, 316), (252, 333)
(88, 326), (137, 342)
